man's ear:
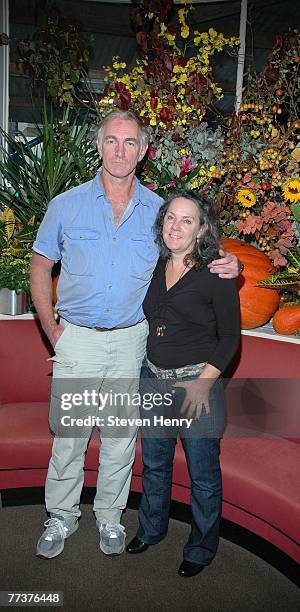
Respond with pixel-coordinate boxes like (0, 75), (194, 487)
(96, 138), (102, 158)
(138, 143), (148, 163)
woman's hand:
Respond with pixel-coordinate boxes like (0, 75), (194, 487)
(172, 364), (221, 420)
(173, 379), (211, 420)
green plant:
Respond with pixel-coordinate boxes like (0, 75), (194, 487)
(140, 123), (225, 195)
(0, 106), (99, 225)
(0, 209), (36, 292)
(0, 251), (32, 294)
(258, 250), (300, 294)
(17, 8), (91, 108)
(0, 106), (99, 293)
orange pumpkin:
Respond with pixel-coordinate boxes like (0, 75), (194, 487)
(272, 305), (300, 335)
(221, 238), (280, 329)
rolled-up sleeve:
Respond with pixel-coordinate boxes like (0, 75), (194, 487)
(33, 197), (63, 261)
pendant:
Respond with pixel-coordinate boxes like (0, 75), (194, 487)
(156, 324), (166, 337)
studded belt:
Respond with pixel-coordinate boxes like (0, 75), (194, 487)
(146, 358), (207, 379)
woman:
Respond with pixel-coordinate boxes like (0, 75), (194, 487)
(126, 190), (241, 577)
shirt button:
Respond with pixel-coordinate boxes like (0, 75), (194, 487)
(112, 262), (115, 266)
(106, 308), (109, 312)
(108, 285), (112, 289)
(112, 237), (116, 242)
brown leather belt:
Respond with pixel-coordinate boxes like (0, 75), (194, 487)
(94, 323), (140, 331)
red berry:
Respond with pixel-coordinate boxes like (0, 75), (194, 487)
(276, 88), (283, 96)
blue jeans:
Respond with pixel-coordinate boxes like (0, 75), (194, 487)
(137, 364), (224, 565)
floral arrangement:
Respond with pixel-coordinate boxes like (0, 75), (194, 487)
(217, 29), (300, 267)
(98, 0), (238, 193)
(97, 1), (299, 272)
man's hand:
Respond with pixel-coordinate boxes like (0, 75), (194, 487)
(48, 323), (65, 349)
(30, 252), (59, 346)
(208, 248), (240, 279)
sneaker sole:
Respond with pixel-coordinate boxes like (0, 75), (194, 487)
(99, 542), (125, 556)
(36, 541), (65, 560)
(36, 521), (79, 559)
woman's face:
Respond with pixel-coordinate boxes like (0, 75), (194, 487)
(163, 197), (204, 258)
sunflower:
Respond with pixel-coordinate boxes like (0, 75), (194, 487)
(235, 188), (257, 208)
(283, 178), (300, 203)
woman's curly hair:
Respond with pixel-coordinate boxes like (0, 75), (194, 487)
(154, 190), (220, 269)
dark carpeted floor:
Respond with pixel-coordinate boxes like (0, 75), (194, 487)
(1, 504), (299, 612)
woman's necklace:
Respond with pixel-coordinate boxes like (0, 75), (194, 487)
(156, 260), (188, 337)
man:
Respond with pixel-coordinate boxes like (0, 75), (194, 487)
(31, 110), (240, 560)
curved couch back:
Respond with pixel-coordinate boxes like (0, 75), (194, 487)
(0, 320), (52, 404)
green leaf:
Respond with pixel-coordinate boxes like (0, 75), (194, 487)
(291, 201), (300, 222)
(286, 250), (300, 268)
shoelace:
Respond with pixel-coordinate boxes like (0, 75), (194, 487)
(44, 517), (66, 540)
(102, 523), (125, 538)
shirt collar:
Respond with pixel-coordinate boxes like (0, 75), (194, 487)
(93, 170), (148, 208)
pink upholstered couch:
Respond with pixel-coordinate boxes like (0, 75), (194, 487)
(0, 319), (299, 563)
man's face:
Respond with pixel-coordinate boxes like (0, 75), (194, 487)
(97, 118), (148, 179)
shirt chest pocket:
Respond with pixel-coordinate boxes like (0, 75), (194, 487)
(130, 233), (158, 281)
(63, 228), (101, 276)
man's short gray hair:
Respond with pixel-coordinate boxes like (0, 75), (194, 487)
(96, 110), (149, 150)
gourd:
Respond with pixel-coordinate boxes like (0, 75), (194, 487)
(272, 304), (300, 335)
(221, 238), (280, 329)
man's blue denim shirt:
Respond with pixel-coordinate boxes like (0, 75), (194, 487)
(33, 172), (163, 328)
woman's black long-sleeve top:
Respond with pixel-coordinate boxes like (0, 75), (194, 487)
(143, 258), (241, 371)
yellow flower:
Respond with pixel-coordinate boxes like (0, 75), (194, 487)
(283, 178), (300, 203)
(181, 26), (190, 39)
(177, 73), (188, 84)
(178, 9), (186, 24)
(158, 23), (167, 37)
(166, 33), (176, 45)
(181, 104), (192, 114)
(112, 61), (126, 70)
(236, 189), (257, 208)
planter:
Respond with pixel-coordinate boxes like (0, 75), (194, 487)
(0, 288), (27, 315)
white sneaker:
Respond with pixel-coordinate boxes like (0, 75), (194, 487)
(36, 516), (78, 559)
(97, 522), (126, 555)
